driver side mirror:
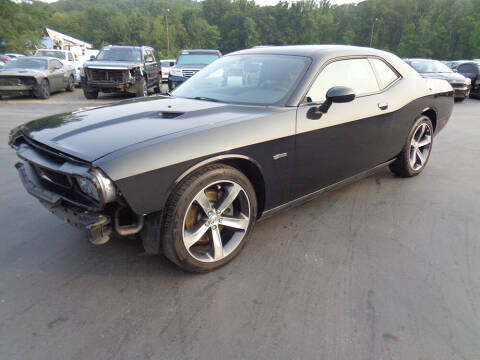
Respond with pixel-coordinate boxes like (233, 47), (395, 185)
(145, 55), (154, 62)
(453, 68), (458, 73)
(90, 55), (96, 60)
(307, 86), (356, 120)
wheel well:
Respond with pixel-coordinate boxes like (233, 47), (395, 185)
(422, 109), (437, 132)
(219, 159), (266, 219)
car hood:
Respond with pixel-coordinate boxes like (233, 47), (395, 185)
(18, 96), (270, 162)
(0, 69), (46, 77)
(420, 72), (467, 83)
(172, 64), (208, 71)
(84, 60), (141, 69)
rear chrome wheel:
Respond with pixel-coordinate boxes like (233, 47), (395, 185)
(409, 122), (432, 171)
(162, 164), (257, 272)
(390, 115), (433, 177)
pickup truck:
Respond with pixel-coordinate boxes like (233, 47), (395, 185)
(80, 45), (161, 99)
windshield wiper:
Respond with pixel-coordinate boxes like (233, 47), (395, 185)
(192, 96), (221, 102)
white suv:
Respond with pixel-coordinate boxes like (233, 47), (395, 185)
(34, 49), (81, 85)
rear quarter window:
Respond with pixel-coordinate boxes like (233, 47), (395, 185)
(371, 58), (399, 89)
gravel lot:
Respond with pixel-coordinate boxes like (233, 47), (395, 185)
(1, 92), (479, 360)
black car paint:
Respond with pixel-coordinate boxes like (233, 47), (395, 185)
(10, 45), (454, 249)
(451, 61), (480, 97)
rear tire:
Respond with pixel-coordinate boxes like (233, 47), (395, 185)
(66, 75), (75, 92)
(35, 79), (50, 99)
(162, 164), (257, 272)
(389, 115), (433, 177)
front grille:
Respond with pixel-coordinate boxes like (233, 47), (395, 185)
(182, 70), (198, 78)
(36, 166), (72, 188)
(88, 69), (125, 83)
(0, 76), (21, 86)
(451, 82), (467, 89)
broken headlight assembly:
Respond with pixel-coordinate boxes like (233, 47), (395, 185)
(76, 169), (117, 204)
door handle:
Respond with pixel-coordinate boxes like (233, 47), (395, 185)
(378, 102), (388, 110)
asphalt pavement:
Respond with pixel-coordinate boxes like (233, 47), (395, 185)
(1, 91), (479, 360)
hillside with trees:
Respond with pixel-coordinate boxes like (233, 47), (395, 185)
(1, 0), (479, 59)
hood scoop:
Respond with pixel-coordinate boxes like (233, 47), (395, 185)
(158, 111), (184, 119)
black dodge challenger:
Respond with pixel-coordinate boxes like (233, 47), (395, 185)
(9, 45), (454, 272)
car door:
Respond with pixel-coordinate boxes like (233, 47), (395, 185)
(143, 49), (155, 86)
(47, 59), (64, 91)
(293, 57), (400, 199)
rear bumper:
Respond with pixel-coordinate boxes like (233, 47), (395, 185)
(168, 75), (187, 90)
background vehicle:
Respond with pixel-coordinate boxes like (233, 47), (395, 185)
(9, 45), (453, 272)
(404, 58), (471, 101)
(0, 60), (5, 69)
(168, 49), (221, 90)
(0, 56), (75, 99)
(80, 45), (161, 99)
(4, 53), (25, 59)
(0, 54), (11, 63)
(34, 49), (80, 84)
(160, 59), (176, 82)
(449, 61), (480, 98)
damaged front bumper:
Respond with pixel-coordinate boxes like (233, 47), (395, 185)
(15, 161), (113, 245)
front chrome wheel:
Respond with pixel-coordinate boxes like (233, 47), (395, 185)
(409, 122), (432, 171)
(182, 180), (251, 263)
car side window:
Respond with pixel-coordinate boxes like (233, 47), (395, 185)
(306, 58), (379, 102)
(51, 59), (62, 69)
(68, 52), (74, 61)
(459, 64), (475, 73)
(371, 58), (399, 89)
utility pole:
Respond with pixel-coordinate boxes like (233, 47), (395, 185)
(370, 17), (378, 47)
(165, 9), (170, 58)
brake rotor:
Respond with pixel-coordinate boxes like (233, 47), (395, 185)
(184, 185), (234, 247)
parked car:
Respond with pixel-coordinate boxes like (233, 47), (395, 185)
(0, 54), (11, 63)
(449, 61), (480, 98)
(404, 58), (471, 102)
(168, 49), (221, 90)
(160, 59), (176, 82)
(0, 56), (75, 99)
(80, 45), (161, 99)
(9, 45), (453, 272)
(34, 49), (80, 85)
(4, 53), (25, 59)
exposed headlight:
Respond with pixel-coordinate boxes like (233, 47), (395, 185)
(76, 169), (117, 203)
(170, 68), (183, 77)
(77, 176), (99, 201)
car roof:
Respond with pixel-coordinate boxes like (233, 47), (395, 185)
(36, 49), (69, 52)
(229, 44), (390, 58)
(179, 49), (221, 54)
(103, 45), (152, 50)
(403, 58), (440, 62)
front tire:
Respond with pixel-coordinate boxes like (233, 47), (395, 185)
(389, 115), (433, 177)
(162, 164), (257, 272)
(35, 79), (50, 99)
(136, 77), (148, 97)
(83, 88), (98, 99)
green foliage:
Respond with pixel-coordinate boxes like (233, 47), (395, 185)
(0, 0), (479, 59)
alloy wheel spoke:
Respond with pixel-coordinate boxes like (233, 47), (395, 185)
(221, 213), (249, 230)
(211, 227), (224, 260)
(184, 221), (209, 249)
(416, 123), (426, 141)
(217, 183), (242, 214)
(418, 135), (431, 147)
(416, 148), (425, 165)
(409, 148), (416, 167)
(194, 190), (212, 215)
